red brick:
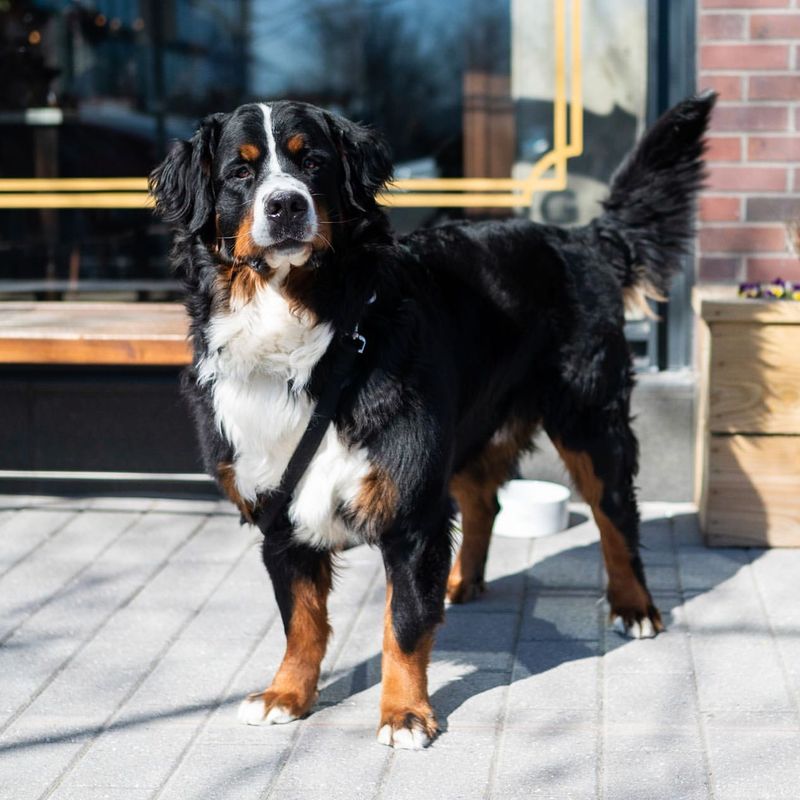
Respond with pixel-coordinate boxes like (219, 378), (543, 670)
(700, 44), (789, 70)
(749, 75), (800, 99)
(751, 13), (800, 38)
(698, 75), (743, 100)
(702, 0), (788, 7)
(701, 196), (742, 222)
(706, 136), (742, 161)
(747, 257), (800, 281)
(795, 167), (800, 189)
(747, 196), (800, 221)
(707, 165), (788, 191)
(700, 225), (787, 254)
(701, 13), (746, 39)
(698, 257), (742, 283)
(712, 105), (788, 133)
(748, 136), (800, 161)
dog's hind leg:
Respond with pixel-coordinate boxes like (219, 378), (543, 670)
(549, 418), (663, 639)
(238, 530), (332, 725)
(447, 472), (499, 604)
(378, 510), (451, 749)
(447, 422), (535, 604)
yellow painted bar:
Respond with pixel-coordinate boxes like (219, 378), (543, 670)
(0, 178), (149, 191)
(0, 193), (155, 209)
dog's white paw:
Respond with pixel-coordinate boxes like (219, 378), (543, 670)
(237, 695), (299, 726)
(612, 614), (658, 639)
(377, 722), (431, 750)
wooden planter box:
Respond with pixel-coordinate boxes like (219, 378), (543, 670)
(696, 295), (800, 546)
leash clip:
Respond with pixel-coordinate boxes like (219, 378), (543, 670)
(349, 330), (367, 354)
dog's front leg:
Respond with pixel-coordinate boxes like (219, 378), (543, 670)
(238, 530), (331, 725)
(377, 520), (450, 749)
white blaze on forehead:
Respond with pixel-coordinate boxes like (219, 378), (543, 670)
(259, 103), (281, 175)
(251, 102), (317, 264)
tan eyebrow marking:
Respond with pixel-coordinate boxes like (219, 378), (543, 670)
(239, 143), (261, 161)
(286, 134), (306, 154)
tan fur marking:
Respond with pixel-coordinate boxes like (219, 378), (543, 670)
(282, 267), (319, 324)
(312, 200), (333, 253)
(380, 582), (438, 739)
(352, 466), (398, 539)
(239, 143), (261, 161)
(552, 439), (661, 628)
(248, 565), (332, 719)
(217, 461), (254, 523)
(233, 213), (259, 262)
(447, 420), (537, 603)
(286, 134), (305, 154)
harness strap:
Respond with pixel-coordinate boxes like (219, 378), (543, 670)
(252, 315), (369, 536)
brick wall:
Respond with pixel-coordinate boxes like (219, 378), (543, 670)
(697, 0), (800, 283)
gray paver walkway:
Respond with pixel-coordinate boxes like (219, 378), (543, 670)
(0, 496), (799, 799)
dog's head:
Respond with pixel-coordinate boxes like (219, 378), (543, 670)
(149, 101), (392, 273)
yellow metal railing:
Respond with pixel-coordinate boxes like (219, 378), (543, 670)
(0, 0), (583, 211)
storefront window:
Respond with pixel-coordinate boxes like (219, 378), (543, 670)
(0, 0), (663, 368)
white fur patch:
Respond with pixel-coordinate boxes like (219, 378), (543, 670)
(612, 614), (657, 639)
(199, 280), (369, 549)
(237, 696), (299, 726)
(377, 723), (431, 750)
(253, 103), (317, 264)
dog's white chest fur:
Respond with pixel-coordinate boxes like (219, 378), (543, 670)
(197, 282), (369, 549)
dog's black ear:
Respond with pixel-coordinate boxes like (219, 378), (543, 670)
(324, 110), (393, 211)
(149, 112), (226, 235)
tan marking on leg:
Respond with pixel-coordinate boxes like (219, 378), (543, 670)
(448, 420), (536, 603)
(379, 582), (438, 742)
(551, 439), (662, 631)
(239, 143), (261, 161)
(352, 466), (398, 540)
(448, 473), (495, 603)
(217, 462), (255, 523)
(247, 564), (332, 720)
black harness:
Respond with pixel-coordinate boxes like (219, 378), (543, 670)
(252, 299), (372, 536)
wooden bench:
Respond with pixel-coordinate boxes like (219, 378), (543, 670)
(0, 302), (191, 366)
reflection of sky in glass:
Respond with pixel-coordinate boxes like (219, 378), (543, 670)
(249, 0), (480, 99)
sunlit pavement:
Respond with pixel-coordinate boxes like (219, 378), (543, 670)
(0, 496), (798, 800)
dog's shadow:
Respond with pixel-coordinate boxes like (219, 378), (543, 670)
(314, 511), (753, 733)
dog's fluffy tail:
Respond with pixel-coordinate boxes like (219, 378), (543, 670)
(588, 91), (716, 315)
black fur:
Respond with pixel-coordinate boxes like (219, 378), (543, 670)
(151, 94), (714, 719)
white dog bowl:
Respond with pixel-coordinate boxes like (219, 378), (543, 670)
(493, 479), (570, 538)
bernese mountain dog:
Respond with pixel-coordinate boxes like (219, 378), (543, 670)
(150, 92), (715, 749)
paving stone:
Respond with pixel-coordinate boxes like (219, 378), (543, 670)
(435, 612), (519, 671)
(520, 592), (601, 641)
(507, 643), (599, 721)
(677, 547), (755, 592)
(55, 720), (199, 790)
(490, 726), (597, 800)
(157, 740), (296, 800)
(670, 507), (703, 547)
(602, 730), (710, 800)
(605, 671), (699, 726)
(705, 728), (800, 800)
(383, 727), (496, 800)
(527, 538), (602, 592)
(0, 509), (76, 575)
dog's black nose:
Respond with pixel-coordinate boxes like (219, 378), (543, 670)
(266, 191), (308, 223)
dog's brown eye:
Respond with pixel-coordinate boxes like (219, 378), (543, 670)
(234, 165), (252, 179)
(302, 157), (319, 171)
